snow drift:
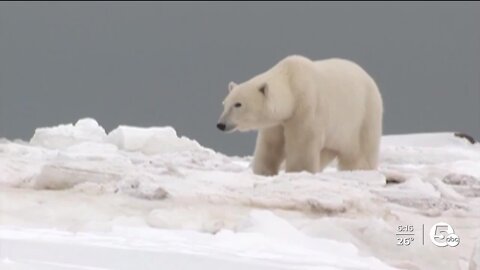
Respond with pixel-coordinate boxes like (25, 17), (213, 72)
(1, 118), (480, 270)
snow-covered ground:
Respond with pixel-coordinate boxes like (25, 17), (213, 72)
(1, 118), (479, 270)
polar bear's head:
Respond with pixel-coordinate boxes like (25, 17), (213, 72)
(217, 70), (294, 133)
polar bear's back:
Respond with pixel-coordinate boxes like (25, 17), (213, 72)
(311, 58), (383, 153)
(314, 58), (377, 87)
(313, 57), (381, 111)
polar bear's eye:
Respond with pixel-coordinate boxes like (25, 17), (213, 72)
(234, 102), (242, 108)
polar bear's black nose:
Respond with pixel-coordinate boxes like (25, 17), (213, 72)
(217, 123), (226, 131)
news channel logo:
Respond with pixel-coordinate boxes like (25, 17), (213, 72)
(429, 222), (460, 247)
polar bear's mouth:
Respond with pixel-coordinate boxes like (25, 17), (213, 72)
(224, 125), (237, 133)
(225, 127), (238, 133)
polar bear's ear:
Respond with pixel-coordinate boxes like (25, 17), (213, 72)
(228, 81), (237, 92)
(259, 83), (268, 96)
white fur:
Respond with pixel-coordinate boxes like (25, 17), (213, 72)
(219, 55), (383, 175)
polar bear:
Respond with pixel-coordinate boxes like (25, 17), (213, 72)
(217, 55), (383, 176)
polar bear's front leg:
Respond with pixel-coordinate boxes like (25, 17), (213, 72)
(284, 126), (321, 174)
(252, 125), (285, 176)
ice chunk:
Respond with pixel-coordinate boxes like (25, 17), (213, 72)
(30, 118), (107, 149)
(33, 162), (125, 190)
(0, 159), (43, 187)
(107, 125), (201, 155)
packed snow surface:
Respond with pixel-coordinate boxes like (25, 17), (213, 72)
(1, 118), (480, 270)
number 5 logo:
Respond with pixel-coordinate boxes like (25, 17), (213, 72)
(429, 222), (460, 247)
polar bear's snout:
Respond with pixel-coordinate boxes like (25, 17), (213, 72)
(217, 109), (237, 132)
(216, 122), (235, 132)
(216, 123), (226, 131)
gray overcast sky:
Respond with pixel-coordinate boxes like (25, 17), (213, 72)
(0, 2), (479, 156)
